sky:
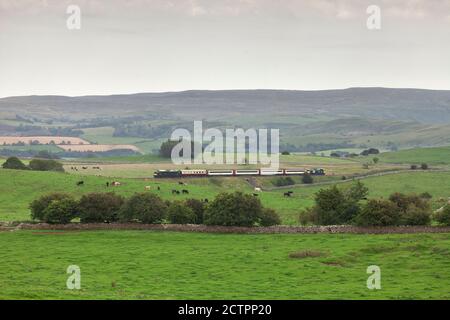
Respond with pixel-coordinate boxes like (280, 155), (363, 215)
(1, 0), (450, 97)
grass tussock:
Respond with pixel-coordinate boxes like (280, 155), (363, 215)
(288, 250), (324, 259)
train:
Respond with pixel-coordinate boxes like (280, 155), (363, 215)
(153, 168), (325, 178)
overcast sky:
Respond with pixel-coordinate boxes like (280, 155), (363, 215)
(1, 0), (450, 97)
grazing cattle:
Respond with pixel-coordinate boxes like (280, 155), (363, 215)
(82, 166), (88, 170)
(76, 181), (84, 186)
(157, 186), (161, 191)
(283, 192), (292, 197)
(145, 186), (151, 191)
(172, 189), (180, 195)
(254, 187), (262, 192)
(178, 181), (187, 185)
(182, 189), (189, 194)
(111, 181), (121, 187)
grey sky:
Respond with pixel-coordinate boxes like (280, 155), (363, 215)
(1, 0), (450, 97)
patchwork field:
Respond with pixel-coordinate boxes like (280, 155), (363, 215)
(0, 231), (449, 299)
(58, 144), (140, 153)
(0, 136), (90, 145)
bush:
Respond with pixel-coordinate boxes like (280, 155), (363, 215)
(401, 204), (431, 226)
(273, 177), (295, 187)
(435, 205), (450, 226)
(2, 156), (28, 170)
(281, 151), (290, 155)
(421, 163), (429, 170)
(355, 199), (400, 226)
(167, 201), (196, 224)
(420, 192), (432, 199)
(41, 198), (78, 224)
(29, 159), (64, 172)
(30, 193), (74, 221)
(299, 207), (318, 225)
(184, 198), (205, 224)
(78, 193), (124, 223)
(411, 164), (418, 170)
(204, 192), (263, 227)
(259, 208), (281, 226)
(119, 193), (167, 223)
(302, 174), (314, 184)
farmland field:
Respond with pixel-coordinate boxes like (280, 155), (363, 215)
(2, 166), (450, 224)
(0, 230), (449, 299)
(58, 144), (140, 153)
(0, 136), (90, 145)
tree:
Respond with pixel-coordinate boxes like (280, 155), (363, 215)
(2, 157), (28, 170)
(119, 193), (167, 224)
(345, 181), (369, 202)
(435, 205), (450, 226)
(30, 193), (74, 221)
(411, 164), (418, 170)
(273, 177), (295, 187)
(78, 193), (124, 223)
(313, 186), (349, 225)
(373, 157), (379, 164)
(204, 192), (263, 227)
(184, 198), (205, 224)
(29, 159), (64, 172)
(302, 173), (314, 184)
(259, 208), (281, 226)
(401, 204), (431, 226)
(159, 140), (180, 158)
(42, 198), (78, 224)
(167, 201), (196, 224)
(421, 163), (429, 170)
(355, 199), (400, 226)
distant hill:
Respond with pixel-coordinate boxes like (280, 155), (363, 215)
(2, 87), (450, 151)
(1, 87), (450, 123)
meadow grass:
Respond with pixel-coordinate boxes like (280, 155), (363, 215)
(0, 230), (449, 299)
(2, 168), (450, 224)
(377, 147), (450, 165)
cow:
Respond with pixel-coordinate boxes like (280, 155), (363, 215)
(254, 187), (262, 192)
(145, 186), (151, 191)
(111, 181), (121, 187)
(182, 189), (189, 194)
(157, 186), (161, 191)
(172, 189), (180, 195)
(76, 181), (84, 186)
(106, 182), (109, 187)
(283, 192), (292, 197)
(82, 166), (88, 170)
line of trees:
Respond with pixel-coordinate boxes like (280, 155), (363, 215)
(300, 181), (450, 226)
(29, 191), (281, 227)
(2, 157), (64, 172)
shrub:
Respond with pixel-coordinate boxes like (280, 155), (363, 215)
(184, 198), (205, 224)
(313, 185), (359, 225)
(29, 158), (64, 172)
(421, 163), (429, 170)
(420, 192), (433, 199)
(41, 198), (78, 224)
(259, 208), (281, 226)
(281, 151), (290, 155)
(119, 193), (167, 223)
(2, 157), (28, 170)
(273, 177), (295, 187)
(204, 192), (263, 227)
(30, 193), (74, 221)
(435, 205), (450, 226)
(355, 199), (400, 226)
(302, 173), (314, 184)
(167, 201), (196, 224)
(401, 204), (431, 226)
(410, 164), (418, 170)
(299, 207), (318, 225)
(78, 193), (125, 223)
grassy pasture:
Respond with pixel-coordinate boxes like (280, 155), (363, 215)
(2, 168), (450, 224)
(0, 231), (449, 299)
(377, 147), (450, 165)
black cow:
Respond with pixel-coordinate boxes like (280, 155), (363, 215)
(182, 189), (189, 194)
(76, 181), (84, 186)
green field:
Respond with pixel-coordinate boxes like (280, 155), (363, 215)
(377, 147), (450, 165)
(2, 167), (450, 224)
(0, 231), (449, 299)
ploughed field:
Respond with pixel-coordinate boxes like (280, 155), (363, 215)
(0, 230), (449, 299)
(2, 168), (450, 224)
